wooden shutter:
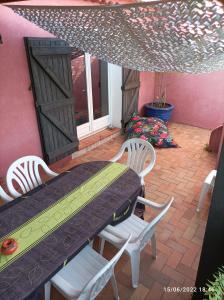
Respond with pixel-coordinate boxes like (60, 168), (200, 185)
(121, 68), (140, 130)
(25, 37), (79, 164)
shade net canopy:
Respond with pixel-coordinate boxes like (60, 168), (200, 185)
(7, 0), (224, 73)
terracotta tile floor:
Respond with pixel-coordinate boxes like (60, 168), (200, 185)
(48, 123), (216, 300)
(78, 127), (120, 150)
(1, 123), (217, 300)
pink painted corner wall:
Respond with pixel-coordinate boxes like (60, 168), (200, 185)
(0, 5), (55, 178)
(138, 72), (155, 115)
(166, 72), (224, 129)
(138, 71), (224, 130)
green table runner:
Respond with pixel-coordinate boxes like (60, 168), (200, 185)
(0, 162), (128, 271)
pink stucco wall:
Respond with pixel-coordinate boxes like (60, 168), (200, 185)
(0, 5), (55, 178)
(138, 72), (155, 115)
(138, 71), (224, 130)
(166, 72), (224, 129)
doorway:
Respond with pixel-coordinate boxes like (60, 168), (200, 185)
(71, 51), (110, 139)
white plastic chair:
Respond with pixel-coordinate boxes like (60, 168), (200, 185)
(45, 235), (132, 300)
(99, 196), (174, 288)
(196, 169), (217, 212)
(110, 138), (156, 185)
(0, 186), (13, 203)
(6, 155), (58, 198)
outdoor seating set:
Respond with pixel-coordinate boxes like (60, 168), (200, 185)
(0, 138), (173, 300)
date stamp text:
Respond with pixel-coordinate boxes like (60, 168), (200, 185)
(164, 286), (214, 293)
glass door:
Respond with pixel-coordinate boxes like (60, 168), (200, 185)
(71, 52), (110, 138)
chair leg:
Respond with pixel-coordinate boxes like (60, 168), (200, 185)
(44, 281), (51, 300)
(111, 272), (120, 300)
(135, 185), (145, 220)
(89, 239), (93, 248)
(130, 251), (140, 288)
(151, 233), (157, 259)
(100, 238), (105, 255)
(196, 182), (211, 212)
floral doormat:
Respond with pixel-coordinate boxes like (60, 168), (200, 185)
(126, 113), (178, 148)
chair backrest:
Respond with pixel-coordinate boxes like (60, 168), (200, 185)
(205, 169), (217, 187)
(6, 155), (58, 198)
(82, 235), (132, 300)
(0, 186), (13, 203)
(111, 138), (156, 177)
(137, 198), (173, 250)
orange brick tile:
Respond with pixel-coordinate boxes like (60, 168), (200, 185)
(161, 291), (186, 300)
(166, 240), (187, 254)
(181, 247), (199, 268)
(157, 241), (173, 256)
(148, 268), (171, 286)
(162, 265), (186, 284)
(145, 281), (164, 300)
(172, 229), (184, 242)
(145, 251), (169, 272)
(158, 229), (172, 243)
(166, 251), (183, 269)
(179, 238), (200, 253)
(116, 270), (133, 289)
(176, 263), (197, 281)
(184, 277), (195, 289)
(129, 284), (149, 300)
(191, 254), (201, 272)
(168, 219), (189, 232)
(182, 226), (198, 240)
(195, 226), (206, 240)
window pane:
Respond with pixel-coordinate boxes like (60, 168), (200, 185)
(91, 57), (109, 120)
(71, 51), (89, 126)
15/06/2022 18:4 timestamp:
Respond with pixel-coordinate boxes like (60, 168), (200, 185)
(164, 286), (215, 293)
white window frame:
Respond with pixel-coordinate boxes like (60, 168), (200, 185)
(77, 53), (111, 139)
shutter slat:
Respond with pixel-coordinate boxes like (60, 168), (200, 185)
(39, 109), (75, 142)
(47, 143), (76, 160)
(122, 68), (140, 130)
(32, 47), (72, 56)
(38, 99), (74, 111)
(32, 52), (70, 98)
(121, 82), (140, 91)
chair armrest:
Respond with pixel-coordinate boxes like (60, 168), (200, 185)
(100, 225), (136, 244)
(205, 170), (217, 185)
(139, 177), (145, 186)
(104, 225), (128, 239)
(47, 170), (59, 177)
(134, 196), (174, 211)
(0, 186), (13, 203)
(110, 150), (124, 163)
(99, 228), (125, 244)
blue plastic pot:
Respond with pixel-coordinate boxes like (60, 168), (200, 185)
(144, 103), (174, 122)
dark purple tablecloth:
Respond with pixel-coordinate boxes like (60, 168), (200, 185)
(0, 161), (141, 300)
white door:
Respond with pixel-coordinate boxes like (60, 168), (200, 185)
(71, 52), (111, 139)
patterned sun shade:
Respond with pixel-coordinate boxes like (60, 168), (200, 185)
(8, 0), (224, 73)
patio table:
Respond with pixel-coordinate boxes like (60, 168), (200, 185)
(0, 161), (141, 300)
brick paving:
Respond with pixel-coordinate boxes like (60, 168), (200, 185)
(0, 123), (217, 300)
